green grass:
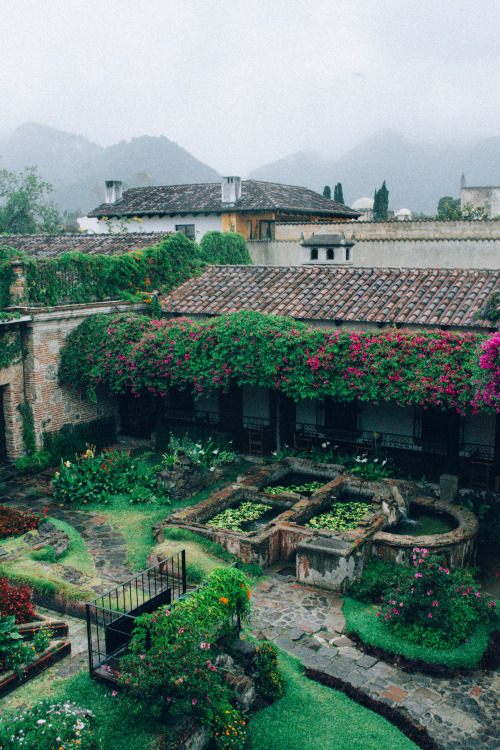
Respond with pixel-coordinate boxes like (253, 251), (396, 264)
(0, 560), (97, 601)
(45, 517), (96, 575)
(343, 596), (497, 669)
(0, 670), (162, 750)
(249, 651), (418, 750)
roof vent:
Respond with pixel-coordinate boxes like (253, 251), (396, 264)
(104, 180), (123, 204)
(221, 176), (242, 204)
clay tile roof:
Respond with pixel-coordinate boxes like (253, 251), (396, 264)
(88, 180), (360, 219)
(159, 266), (500, 329)
(0, 233), (170, 260)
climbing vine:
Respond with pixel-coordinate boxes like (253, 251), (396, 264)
(0, 329), (22, 371)
(59, 310), (488, 413)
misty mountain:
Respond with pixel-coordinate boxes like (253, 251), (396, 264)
(0, 123), (221, 213)
(248, 132), (500, 215)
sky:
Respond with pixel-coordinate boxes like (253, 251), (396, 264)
(1, 0), (499, 174)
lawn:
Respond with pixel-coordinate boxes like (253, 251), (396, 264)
(343, 596), (498, 669)
(249, 651), (418, 750)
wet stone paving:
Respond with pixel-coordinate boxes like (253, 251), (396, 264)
(249, 570), (500, 750)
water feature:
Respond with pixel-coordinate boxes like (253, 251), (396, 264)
(265, 471), (332, 496)
(390, 504), (458, 536)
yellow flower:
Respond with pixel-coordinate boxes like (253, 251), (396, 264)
(55, 472), (59, 477)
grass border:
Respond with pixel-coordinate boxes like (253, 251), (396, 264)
(343, 596), (498, 669)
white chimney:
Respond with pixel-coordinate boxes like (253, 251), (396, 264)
(104, 180), (123, 204)
(221, 176), (242, 204)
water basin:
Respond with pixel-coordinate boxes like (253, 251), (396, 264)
(390, 504), (458, 536)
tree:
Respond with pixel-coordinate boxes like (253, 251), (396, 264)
(373, 180), (389, 220)
(0, 165), (62, 234)
(437, 196), (461, 220)
(199, 231), (252, 265)
(333, 183), (344, 204)
(323, 185), (331, 199)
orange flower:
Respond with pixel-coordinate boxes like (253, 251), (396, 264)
(219, 596), (229, 605)
(247, 590), (251, 598)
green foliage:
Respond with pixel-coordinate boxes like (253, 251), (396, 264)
(349, 558), (405, 603)
(0, 165), (63, 234)
(58, 310), (486, 414)
(166, 433), (237, 471)
(437, 198), (490, 221)
(307, 442), (400, 479)
(52, 447), (169, 506)
(455, 490), (500, 549)
(25, 232), (203, 306)
(373, 180), (389, 220)
(199, 231), (252, 265)
(17, 402), (36, 456)
(0, 328), (22, 371)
(323, 186), (331, 198)
(264, 480), (323, 495)
(333, 182), (344, 204)
(207, 502), (270, 532)
(0, 614), (22, 652)
(15, 416), (117, 473)
(379, 549), (498, 648)
(306, 499), (370, 531)
(0, 700), (95, 749)
(0, 244), (17, 309)
(343, 596), (497, 669)
(255, 641), (284, 700)
(0, 617), (52, 677)
(117, 568), (252, 745)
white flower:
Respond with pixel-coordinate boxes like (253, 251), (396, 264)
(373, 458), (378, 463)
(212, 449), (219, 455)
(361, 458), (368, 463)
(381, 459), (387, 466)
(209, 466), (215, 472)
(36, 720), (46, 725)
(322, 442), (327, 449)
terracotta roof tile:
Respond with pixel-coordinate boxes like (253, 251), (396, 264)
(160, 265), (499, 329)
(0, 233), (169, 260)
(88, 180), (359, 219)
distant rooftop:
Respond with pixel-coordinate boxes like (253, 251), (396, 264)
(88, 179), (360, 219)
(0, 233), (170, 260)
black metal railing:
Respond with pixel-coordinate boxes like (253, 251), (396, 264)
(86, 550), (186, 676)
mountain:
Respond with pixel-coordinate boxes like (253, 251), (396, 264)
(0, 123), (221, 213)
(248, 132), (500, 214)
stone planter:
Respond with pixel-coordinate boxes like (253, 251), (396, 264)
(0, 639), (71, 698)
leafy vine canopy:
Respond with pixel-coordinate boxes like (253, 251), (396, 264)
(58, 310), (499, 413)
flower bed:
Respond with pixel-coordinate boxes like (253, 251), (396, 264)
(0, 506), (47, 541)
(0, 700), (94, 748)
(0, 576), (35, 623)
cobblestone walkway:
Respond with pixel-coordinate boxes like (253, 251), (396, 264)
(249, 570), (500, 750)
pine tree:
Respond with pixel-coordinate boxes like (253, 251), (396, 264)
(323, 185), (331, 199)
(373, 181), (389, 220)
(333, 183), (344, 204)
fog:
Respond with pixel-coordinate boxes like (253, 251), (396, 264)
(1, 0), (499, 173)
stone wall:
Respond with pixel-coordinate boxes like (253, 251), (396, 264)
(0, 351), (25, 460)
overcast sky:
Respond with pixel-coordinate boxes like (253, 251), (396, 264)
(1, 0), (499, 174)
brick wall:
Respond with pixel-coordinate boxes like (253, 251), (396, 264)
(0, 347), (25, 459)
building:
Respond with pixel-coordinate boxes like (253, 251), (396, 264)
(79, 177), (360, 241)
(461, 186), (500, 217)
(156, 264), (500, 484)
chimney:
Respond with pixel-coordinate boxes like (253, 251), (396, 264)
(221, 176), (242, 204)
(104, 180), (123, 204)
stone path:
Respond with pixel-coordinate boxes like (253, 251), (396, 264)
(249, 569), (500, 750)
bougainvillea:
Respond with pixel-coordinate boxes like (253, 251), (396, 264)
(475, 332), (500, 408)
(59, 310), (493, 413)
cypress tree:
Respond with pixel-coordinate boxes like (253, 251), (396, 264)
(334, 183), (344, 204)
(373, 181), (389, 220)
(323, 185), (331, 199)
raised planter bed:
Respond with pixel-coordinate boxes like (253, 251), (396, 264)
(17, 610), (69, 639)
(0, 639), (71, 698)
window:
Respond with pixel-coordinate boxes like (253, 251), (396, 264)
(310, 248), (318, 260)
(175, 224), (195, 239)
(414, 406), (462, 449)
(259, 221), (275, 240)
(346, 248), (350, 261)
(248, 220), (253, 239)
(326, 248), (334, 260)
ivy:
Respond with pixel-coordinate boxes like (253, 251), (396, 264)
(0, 328), (22, 371)
(199, 231), (252, 265)
(0, 245), (18, 309)
(59, 310), (491, 413)
(17, 402), (36, 455)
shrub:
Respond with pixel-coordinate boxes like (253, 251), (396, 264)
(199, 231), (252, 266)
(349, 558), (405, 603)
(165, 433), (237, 472)
(255, 641), (284, 701)
(117, 568), (252, 744)
(0, 505), (47, 540)
(0, 576), (35, 623)
(378, 549), (498, 648)
(0, 700), (95, 749)
(52, 447), (169, 505)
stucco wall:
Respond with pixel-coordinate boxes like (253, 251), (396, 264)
(78, 214), (223, 242)
(247, 237), (500, 269)
(275, 219), (500, 241)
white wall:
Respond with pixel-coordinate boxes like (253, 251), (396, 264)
(78, 213), (223, 242)
(296, 399), (317, 426)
